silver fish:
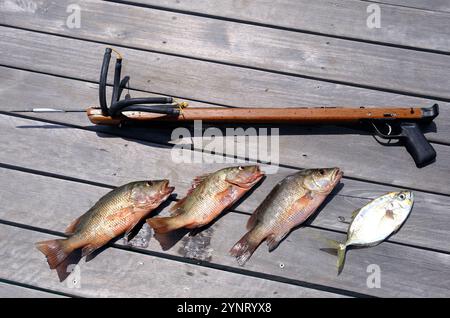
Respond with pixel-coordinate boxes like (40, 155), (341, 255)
(328, 191), (414, 274)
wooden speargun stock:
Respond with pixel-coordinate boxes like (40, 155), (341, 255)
(87, 48), (440, 168)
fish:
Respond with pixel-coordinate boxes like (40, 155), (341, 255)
(36, 180), (174, 269)
(327, 191), (414, 274)
(230, 168), (343, 266)
(147, 165), (264, 234)
(230, 167), (343, 266)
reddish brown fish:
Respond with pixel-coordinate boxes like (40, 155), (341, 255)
(230, 168), (343, 265)
(147, 165), (264, 234)
(36, 180), (174, 269)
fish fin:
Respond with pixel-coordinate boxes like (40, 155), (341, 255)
(146, 216), (187, 234)
(65, 215), (84, 235)
(124, 219), (143, 242)
(169, 201), (186, 216)
(35, 239), (72, 269)
(192, 174), (210, 189)
(81, 242), (105, 258)
(296, 192), (314, 208)
(336, 244), (347, 275)
(170, 199), (187, 212)
(351, 208), (361, 220)
(246, 209), (260, 230)
(215, 187), (239, 209)
(105, 207), (135, 221)
(266, 232), (289, 252)
(229, 230), (262, 266)
(326, 239), (347, 275)
(170, 174), (210, 212)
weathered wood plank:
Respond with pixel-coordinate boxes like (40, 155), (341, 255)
(1, 68), (449, 194)
(365, 0), (450, 13)
(0, 224), (336, 297)
(123, 0), (450, 51)
(1, 116), (450, 254)
(0, 169), (449, 297)
(0, 282), (66, 298)
(1, 5), (450, 100)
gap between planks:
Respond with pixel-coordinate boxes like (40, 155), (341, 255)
(0, 279), (74, 298)
(1, 116), (450, 256)
(0, 220), (354, 297)
(2, 172), (450, 297)
(106, 0), (450, 52)
(2, 162), (450, 257)
(359, 0), (450, 14)
(2, 109), (450, 199)
(1, 8), (450, 102)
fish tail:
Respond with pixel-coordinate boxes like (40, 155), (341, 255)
(229, 230), (262, 266)
(336, 243), (347, 275)
(326, 239), (347, 275)
(35, 239), (73, 269)
(146, 216), (187, 234)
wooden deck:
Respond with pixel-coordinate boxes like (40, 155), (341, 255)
(0, 0), (449, 298)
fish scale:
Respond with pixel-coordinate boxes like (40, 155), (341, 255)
(73, 186), (132, 243)
(193, 176), (228, 222)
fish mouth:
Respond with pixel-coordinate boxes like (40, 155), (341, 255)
(166, 186), (175, 194)
(248, 169), (265, 184)
(227, 166), (265, 189)
(163, 183), (175, 195)
(252, 166), (265, 179)
(160, 180), (175, 194)
(332, 168), (344, 181)
(253, 170), (265, 181)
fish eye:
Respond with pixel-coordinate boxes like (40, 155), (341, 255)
(398, 193), (406, 200)
(319, 169), (325, 175)
(238, 166), (244, 171)
(146, 181), (153, 187)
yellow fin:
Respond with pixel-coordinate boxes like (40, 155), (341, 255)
(65, 215), (83, 235)
(351, 208), (361, 220)
(65, 211), (92, 235)
(170, 174), (210, 213)
(105, 207), (135, 221)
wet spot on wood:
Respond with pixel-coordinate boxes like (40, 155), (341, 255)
(126, 223), (153, 248)
(178, 227), (214, 261)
